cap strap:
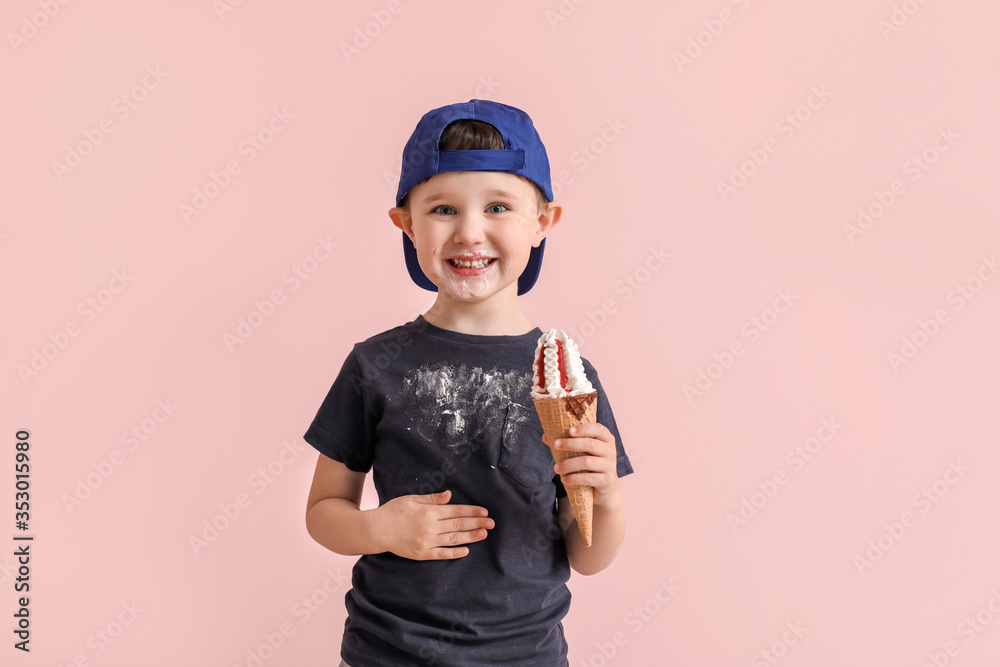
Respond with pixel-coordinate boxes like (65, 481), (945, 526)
(438, 148), (525, 172)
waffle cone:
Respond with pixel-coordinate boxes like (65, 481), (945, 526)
(532, 391), (598, 547)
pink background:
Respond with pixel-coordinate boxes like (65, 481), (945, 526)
(2, 1), (999, 665)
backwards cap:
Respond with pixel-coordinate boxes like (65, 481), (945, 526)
(395, 99), (553, 296)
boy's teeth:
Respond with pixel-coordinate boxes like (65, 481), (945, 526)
(450, 258), (493, 268)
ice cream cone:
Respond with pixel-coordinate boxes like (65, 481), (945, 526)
(532, 391), (598, 547)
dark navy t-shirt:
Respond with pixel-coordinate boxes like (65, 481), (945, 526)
(304, 314), (633, 666)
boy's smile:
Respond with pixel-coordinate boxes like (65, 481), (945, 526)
(444, 253), (498, 276)
(391, 171), (560, 305)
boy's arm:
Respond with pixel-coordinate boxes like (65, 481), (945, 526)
(544, 425), (627, 575)
(305, 453), (383, 556)
(305, 452), (496, 559)
(559, 480), (625, 575)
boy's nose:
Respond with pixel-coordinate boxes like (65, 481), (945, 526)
(453, 214), (487, 244)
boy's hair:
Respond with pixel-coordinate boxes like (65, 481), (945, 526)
(401, 119), (549, 214)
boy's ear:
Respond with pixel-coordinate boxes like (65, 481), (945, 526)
(389, 206), (414, 241)
(533, 200), (563, 247)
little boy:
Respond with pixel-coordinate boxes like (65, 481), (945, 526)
(303, 99), (634, 666)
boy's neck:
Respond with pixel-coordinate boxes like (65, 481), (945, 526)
(422, 295), (536, 336)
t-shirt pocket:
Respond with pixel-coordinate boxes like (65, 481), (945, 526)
(498, 402), (555, 487)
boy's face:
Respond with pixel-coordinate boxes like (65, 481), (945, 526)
(389, 171), (561, 302)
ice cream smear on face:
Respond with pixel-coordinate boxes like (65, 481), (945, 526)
(531, 329), (595, 399)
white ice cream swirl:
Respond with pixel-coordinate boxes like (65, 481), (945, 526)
(530, 328), (594, 399)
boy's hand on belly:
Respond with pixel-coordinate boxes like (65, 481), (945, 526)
(372, 489), (495, 560)
(545, 422), (623, 509)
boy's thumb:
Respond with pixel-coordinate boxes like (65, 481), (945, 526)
(432, 489), (451, 503)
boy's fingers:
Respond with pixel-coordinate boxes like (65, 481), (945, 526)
(553, 436), (586, 451)
(443, 528), (490, 546)
(555, 435), (614, 456)
(559, 471), (601, 488)
(561, 460), (621, 488)
(443, 517), (494, 534)
(562, 423), (613, 444)
(414, 490), (452, 504)
(444, 504), (490, 519)
(432, 546), (470, 560)
(555, 456), (612, 478)
(459, 528), (490, 544)
(555, 455), (588, 472)
(566, 423), (599, 437)
(554, 437), (604, 455)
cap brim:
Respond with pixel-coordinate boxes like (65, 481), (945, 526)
(402, 231), (544, 296)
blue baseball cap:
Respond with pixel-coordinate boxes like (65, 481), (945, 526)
(395, 99), (553, 296)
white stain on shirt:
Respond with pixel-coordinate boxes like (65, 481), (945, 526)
(396, 362), (532, 451)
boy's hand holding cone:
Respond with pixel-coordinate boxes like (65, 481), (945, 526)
(531, 329), (600, 547)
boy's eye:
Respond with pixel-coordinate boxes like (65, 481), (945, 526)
(431, 203), (509, 215)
